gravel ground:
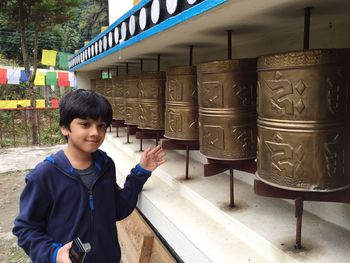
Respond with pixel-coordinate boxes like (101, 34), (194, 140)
(0, 145), (65, 263)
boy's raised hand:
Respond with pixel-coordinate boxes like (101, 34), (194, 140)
(139, 145), (166, 172)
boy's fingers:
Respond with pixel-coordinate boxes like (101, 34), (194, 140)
(147, 145), (162, 155)
(143, 147), (151, 157)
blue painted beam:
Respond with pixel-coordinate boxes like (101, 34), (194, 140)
(70, 0), (227, 71)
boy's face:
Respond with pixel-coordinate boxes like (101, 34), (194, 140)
(60, 118), (107, 154)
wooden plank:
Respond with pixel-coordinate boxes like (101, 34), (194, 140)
(117, 210), (176, 263)
(138, 234), (154, 263)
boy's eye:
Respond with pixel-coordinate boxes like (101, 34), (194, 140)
(80, 122), (89, 127)
(99, 123), (107, 129)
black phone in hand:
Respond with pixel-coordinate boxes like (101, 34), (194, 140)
(69, 237), (91, 263)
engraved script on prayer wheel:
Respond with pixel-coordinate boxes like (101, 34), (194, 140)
(197, 59), (257, 160)
(95, 79), (105, 95)
(165, 66), (198, 140)
(138, 72), (166, 130)
(124, 75), (140, 126)
(104, 79), (113, 105)
(257, 49), (350, 192)
(112, 76), (125, 120)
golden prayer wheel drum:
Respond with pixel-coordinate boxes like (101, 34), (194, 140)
(95, 79), (105, 95)
(112, 76), (125, 120)
(124, 75), (140, 126)
(104, 79), (113, 105)
(138, 71), (166, 130)
(197, 59), (257, 160)
(257, 49), (350, 192)
(164, 66), (198, 140)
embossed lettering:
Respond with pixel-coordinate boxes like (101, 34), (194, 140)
(324, 134), (345, 178)
(168, 79), (183, 101)
(168, 109), (182, 132)
(203, 125), (225, 150)
(326, 72), (349, 114)
(265, 133), (304, 178)
(266, 71), (306, 115)
(232, 82), (254, 106)
(201, 81), (224, 107)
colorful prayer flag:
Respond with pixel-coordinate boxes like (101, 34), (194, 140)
(58, 72), (70, 87)
(34, 72), (46, 86)
(41, 49), (57, 66)
(58, 52), (72, 70)
(69, 72), (75, 87)
(46, 72), (57, 86)
(7, 69), (21, 84)
(20, 70), (32, 82)
(0, 68), (7, 84)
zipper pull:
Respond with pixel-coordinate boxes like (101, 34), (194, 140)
(89, 192), (95, 211)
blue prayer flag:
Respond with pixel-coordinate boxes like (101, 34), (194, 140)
(20, 70), (32, 82)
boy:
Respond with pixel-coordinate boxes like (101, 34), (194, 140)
(13, 89), (166, 263)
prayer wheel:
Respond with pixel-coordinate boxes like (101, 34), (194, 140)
(164, 66), (198, 140)
(138, 71), (166, 130)
(124, 75), (140, 126)
(112, 76), (125, 120)
(95, 79), (105, 95)
(197, 59), (257, 160)
(257, 49), (350, 192)
(104, 79), (113, 105)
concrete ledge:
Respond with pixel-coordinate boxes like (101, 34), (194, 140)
(101, 129), (350, 263)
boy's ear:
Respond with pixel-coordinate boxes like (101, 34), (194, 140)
(60, 126), (69, 136)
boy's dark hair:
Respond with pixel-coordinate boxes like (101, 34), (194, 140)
(59, 89), (113, 129)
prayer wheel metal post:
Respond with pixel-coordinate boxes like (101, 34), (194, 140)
(189, 45), (193, 66)
(254, 180), (350, 249)
(161, 139), (200, 179)
(229, 169), (234, 207)
(303, 7), (312, 50)
(227, 30), (232, 60)
(185, 146), (190, 180)
(295, 198), (303, 249)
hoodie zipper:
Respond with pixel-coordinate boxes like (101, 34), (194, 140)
(48, 158), (111, 261)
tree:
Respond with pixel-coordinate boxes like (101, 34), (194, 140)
(78, 0), (109, 40)
(0, 0), (82, 144)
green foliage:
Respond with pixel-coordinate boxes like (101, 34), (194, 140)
(0, 0), (84, 64)
(0, 0), (109, 64)
(78, 0), (109, 40)
(0, 108), (64, 147)
(0, 83), (32, 100)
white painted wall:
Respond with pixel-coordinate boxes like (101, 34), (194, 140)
(108, 0), (134, 25)
(76, 71), (100, 90)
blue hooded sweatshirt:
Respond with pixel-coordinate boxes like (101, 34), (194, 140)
(13, 149), (151, 263)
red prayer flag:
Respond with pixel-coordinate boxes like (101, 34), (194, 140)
(58, 72), (69, 81)
(0, 68), (8, 84)
(51, 98), (60, 108)
(57, 72), (70, 87)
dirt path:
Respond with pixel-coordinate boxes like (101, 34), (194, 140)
(0, 145), (65, 263)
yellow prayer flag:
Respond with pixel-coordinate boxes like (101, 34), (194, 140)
(74, 50), (79, 54)
(41, 49), (57, 66)
(0, 99), (45, 108)
(84, 41), (90, 46)
(34, 72), (46, 86)
(35, 100), (46, 108)
(133, 0), (141, 5)
(100, 26), (107, 33)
